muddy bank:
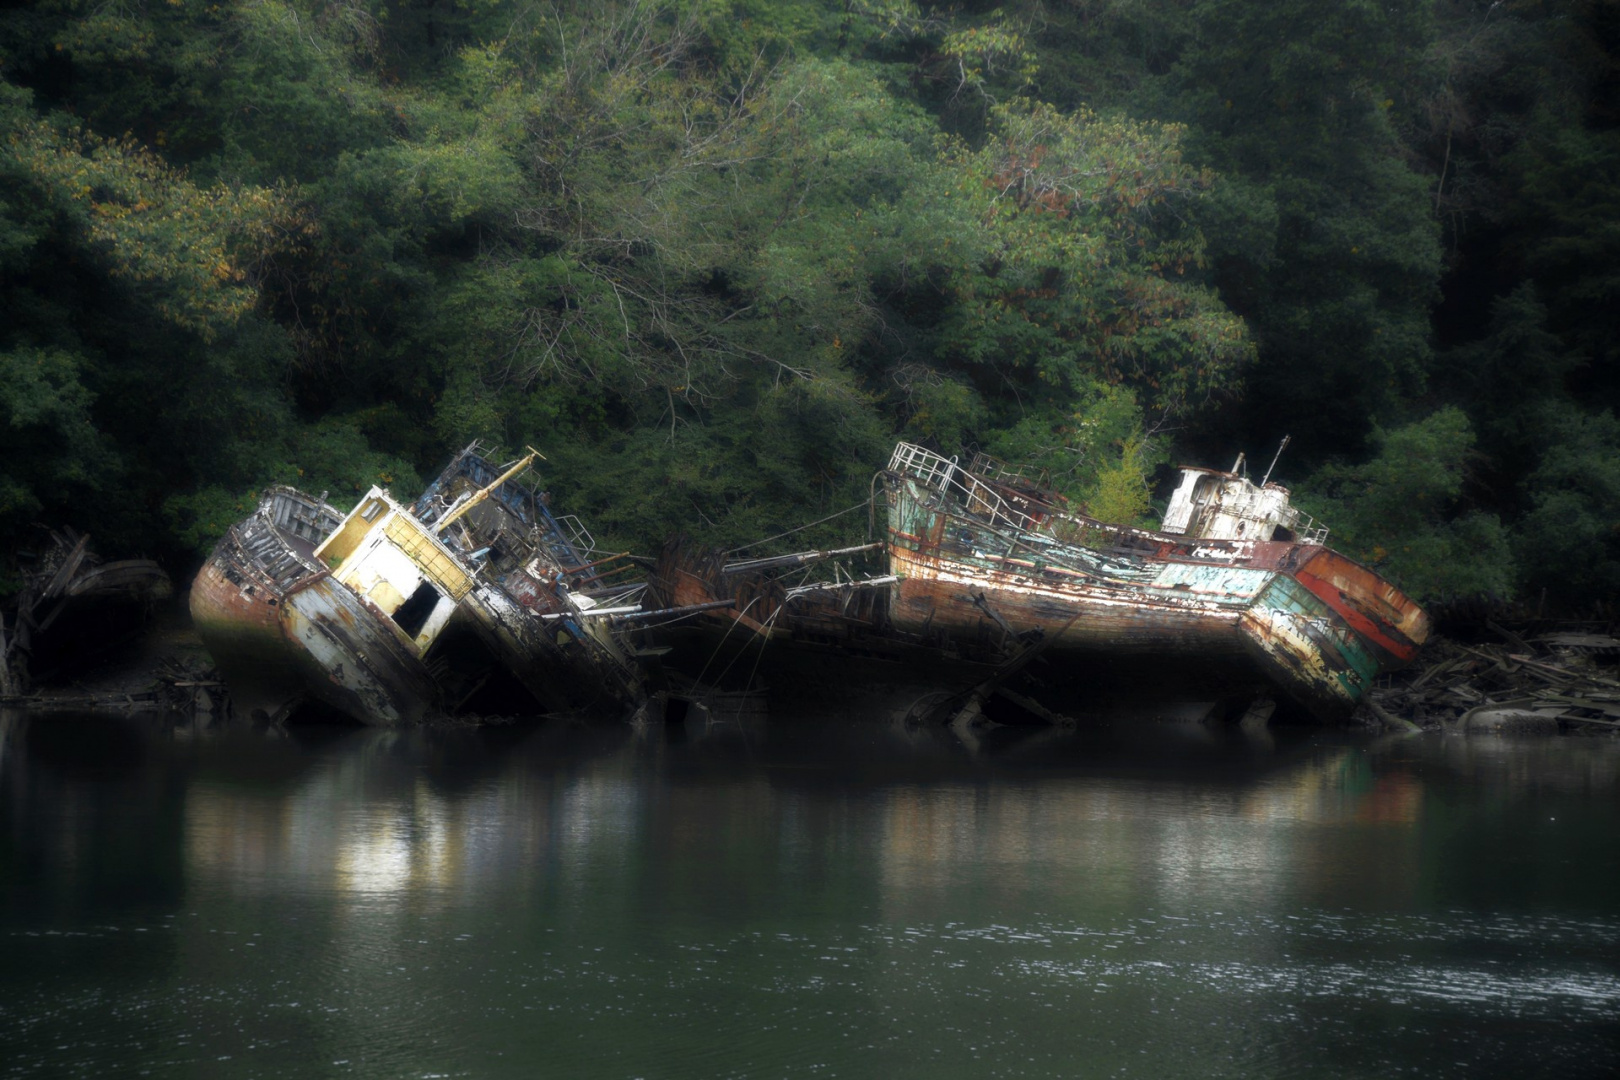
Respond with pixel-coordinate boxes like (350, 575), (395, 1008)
(0, 599), (222, 715)
(9, 598), (1619, 737)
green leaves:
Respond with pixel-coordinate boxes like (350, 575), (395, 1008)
(912, 98), (1251, 425)
(0, 347), (112, 536)
(1, 85), (306, 340)
(1515, 410), (1620, 608)
(1299, 409), (1515, 601)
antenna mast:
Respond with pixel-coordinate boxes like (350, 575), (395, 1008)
(1260, 435), (1291, 488)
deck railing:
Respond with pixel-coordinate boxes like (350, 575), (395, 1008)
(887, 443), (1045, 536)
(966, 451), (1050, 491)
(1294, 512), (1330, 546)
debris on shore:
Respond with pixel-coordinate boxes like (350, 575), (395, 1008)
(0, 657), (225, 715)
(1363, 623), (1620, 734)
(1, 528), (171, 694)
(0, 601), (221, 715)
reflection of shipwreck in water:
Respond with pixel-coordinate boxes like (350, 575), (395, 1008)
(645, 442), (1429, 723)
(192, 447), (655, 725)
(1, 528), (172, 693)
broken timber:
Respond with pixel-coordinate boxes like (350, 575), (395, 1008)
(1365, 629), (1620, 733)
(2, 528), (172, 692)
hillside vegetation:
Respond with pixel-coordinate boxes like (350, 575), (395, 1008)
(3, 1), (1616, 608)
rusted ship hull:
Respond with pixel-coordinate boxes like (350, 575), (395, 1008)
(887, 539), (1262, 657)
(1238, 548), (1428, 717)
(190, 490), (440, 725)
(640, 443), (1428, 722)
(643, 538), (1002, 715)
(460, 580), (647, 715)
(886, 469), (1281, 654)
(410, 446), (652, 716)
(882, 446), (1430, 720)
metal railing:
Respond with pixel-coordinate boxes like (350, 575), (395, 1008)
(1294, 512), (1330, 546)
(550, 514), (596, 560)
(967, 451), (1050, 490)
(887, 443), (1045, 536)
(890, 441), (1332, 560)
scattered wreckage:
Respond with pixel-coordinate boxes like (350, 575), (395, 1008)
(190, 438), (1432, 727)
(1, 528), (172, 696)
(1364, 627), (1620, 734)
(641, 442), (1430, 723)
(192, 446), (689, 726)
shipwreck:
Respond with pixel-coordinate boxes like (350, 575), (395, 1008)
(1, 528), (172, 695)
(882, 443), (1429, 720)
(192, 446), (657, 725)
(407, 444), (651, 716)
(644, 441), (1429, 722)
(189, 485), (441, 725)
(193, 436), (1428, 726)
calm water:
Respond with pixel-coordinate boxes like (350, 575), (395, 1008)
(2, 709), (1617, 1079)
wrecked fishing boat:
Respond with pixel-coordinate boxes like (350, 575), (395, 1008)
(882, 442), (1430, 719)
(642, 538), (963, 714)
(190, 486), (442, 725)
(193, 447), (660, 725)
(644, 442), (1428, 722)
(407, 445), (652, 715)
(1, 529), (172, 693)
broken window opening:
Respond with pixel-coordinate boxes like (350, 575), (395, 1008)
(392, 580), (442, 638)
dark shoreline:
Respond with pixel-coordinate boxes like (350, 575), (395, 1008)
(5, 597), (1616, 738)
(1365, 626), (1620, 735)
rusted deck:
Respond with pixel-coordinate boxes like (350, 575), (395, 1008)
(881, 445), (1430, 720)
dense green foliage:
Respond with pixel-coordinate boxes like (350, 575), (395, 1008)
(1, 0), (1616, 609)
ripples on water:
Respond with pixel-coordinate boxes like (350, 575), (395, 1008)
(2, 710), (1618, 1079)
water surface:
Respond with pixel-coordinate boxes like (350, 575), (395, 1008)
(2, 710), (1617, 1078)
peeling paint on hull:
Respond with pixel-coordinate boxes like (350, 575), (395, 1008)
(462, 582), (644, 715)
(1238, 574), (1379, 720)
(278, 575), (439, 725)
(1291, 548), (1430, 666)
(888, 542), (1258, 656)
(887, 475), (1269, 656)
(882, 452), (1429, 721)
(190, 492), (440, 726)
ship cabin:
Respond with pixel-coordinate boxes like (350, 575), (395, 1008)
(1160, 465), (1328, 545)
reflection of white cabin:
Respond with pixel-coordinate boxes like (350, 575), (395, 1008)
(1161, 466), (1327, 544)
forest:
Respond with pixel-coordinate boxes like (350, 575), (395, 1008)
(1, 0), (1616, 612)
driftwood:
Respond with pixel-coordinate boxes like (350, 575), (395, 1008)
(3, 527), (170, 691)
(0, 656), (228, 715)
(1363, 626), (1620, 734)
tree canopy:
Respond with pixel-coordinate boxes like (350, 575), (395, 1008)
(2, 0), (1616, 610)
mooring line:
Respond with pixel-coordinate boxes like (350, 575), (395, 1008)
(692, 594), (762, 689)
(721, 500), (871, 557)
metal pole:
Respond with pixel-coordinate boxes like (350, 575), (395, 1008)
(1260, 435), (1291, 488)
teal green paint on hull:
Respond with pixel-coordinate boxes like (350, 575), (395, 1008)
(1259, 574), (1380, 692)
(1150, 560), (1272, 599)
(894, 479), (1273, 605)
